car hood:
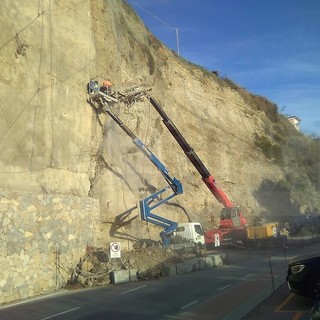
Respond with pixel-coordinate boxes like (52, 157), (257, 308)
(288, 252), (320, 266)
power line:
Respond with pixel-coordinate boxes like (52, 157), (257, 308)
(129, 0), (180, 55)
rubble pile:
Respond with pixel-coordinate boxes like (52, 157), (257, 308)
(66, 245), (188, 288)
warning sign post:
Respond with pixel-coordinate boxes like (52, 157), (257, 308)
(110, 242), (121, 258)
(214, 234), (220, 247)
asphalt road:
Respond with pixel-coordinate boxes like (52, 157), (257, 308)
(0, 245), (313, 320)
(243, 282), (315, 320)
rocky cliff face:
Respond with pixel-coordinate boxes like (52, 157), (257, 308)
(1, 0), (319, 247)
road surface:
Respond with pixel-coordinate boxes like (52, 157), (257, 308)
(0, 246), (310, 320)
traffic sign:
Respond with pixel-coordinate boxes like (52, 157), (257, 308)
(110, 242), (121, 258)
(214, 233), (220, 247)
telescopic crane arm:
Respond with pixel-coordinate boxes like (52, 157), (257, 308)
(145, 92), (233, 208)
(144, 91), (246, 230)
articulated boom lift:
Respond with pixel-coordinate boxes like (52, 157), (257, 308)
(87, 80), (183, 246)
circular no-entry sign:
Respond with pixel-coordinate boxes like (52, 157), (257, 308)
(110, 242), (121, 258)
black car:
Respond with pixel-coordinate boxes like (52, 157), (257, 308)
(287, 252), (320, 299)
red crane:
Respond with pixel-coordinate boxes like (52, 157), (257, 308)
(144, 92), (247, 244)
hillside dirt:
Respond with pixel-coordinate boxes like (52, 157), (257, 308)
(0, 0), (319, 255)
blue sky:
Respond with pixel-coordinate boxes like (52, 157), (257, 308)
(127, 0), (320, 136)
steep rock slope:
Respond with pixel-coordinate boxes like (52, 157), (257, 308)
(0, 0), (318, 248)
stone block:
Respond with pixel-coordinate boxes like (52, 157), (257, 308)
(204, 256), (214, 268)
(166, 264), (177, 276)
(176, 259), (197, 274)
(208, 254), (224, 266)
(111, 269), (139, 284)
(197, 257), (207, 270)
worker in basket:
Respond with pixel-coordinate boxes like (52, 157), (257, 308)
(101, 80), (113, 95)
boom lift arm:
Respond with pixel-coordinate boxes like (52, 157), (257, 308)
(87, 81), (183, 246)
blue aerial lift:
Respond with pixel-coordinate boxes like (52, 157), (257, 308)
(87, 80), (183, 246)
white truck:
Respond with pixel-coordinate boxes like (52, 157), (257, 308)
(170, 222), (206, 248)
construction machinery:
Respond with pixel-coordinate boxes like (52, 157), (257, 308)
(87, 80), (205, 247)
(87, 80), (288, 248)
(137, 91), (247, 245)
(141, 92), (289, 247)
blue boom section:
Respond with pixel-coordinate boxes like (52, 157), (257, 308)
(133, 139), (182, 246)
(139, 189), (178, 247)
(133, 138), (183, 195)
(87, 81), (183, 246)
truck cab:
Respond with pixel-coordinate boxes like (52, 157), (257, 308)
(171, 222), (205, 246)
(220, 206), (247, 229)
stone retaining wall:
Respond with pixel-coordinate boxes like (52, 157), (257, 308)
(0, 189), (100, 304)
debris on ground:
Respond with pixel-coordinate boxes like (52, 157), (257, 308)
(65, 244), (194, 288)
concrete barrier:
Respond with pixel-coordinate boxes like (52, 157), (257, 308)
(111, 269), (139, 284)
(208, 254), (225, 266)
(111, 253), (226, 284)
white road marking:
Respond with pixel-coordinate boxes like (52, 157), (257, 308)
(242, 273), (253, 280)
(180, 300), (199, 310)
(121, 284), (147, 294)
(164, 312), (194, 319)
(40, 307), (80, 320)
(218, 284), (232, 291)
(0, 291), (68, 310)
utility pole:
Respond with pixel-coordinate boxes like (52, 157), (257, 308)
(176, 28), (180, 55)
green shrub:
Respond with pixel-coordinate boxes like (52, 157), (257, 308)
(253, 133), (283, 164)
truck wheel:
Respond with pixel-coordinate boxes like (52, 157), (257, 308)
(307, 274), (320, 299)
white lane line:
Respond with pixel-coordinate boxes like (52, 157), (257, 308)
(164, 312), (194, 319)
(218, 284), (232, 291)
(40, 307), (80, 320)
(0, 291), (68, 310)
(242, 274), (253, 280)
(121, 284), (147, 294)
(180, 300), (199, 310)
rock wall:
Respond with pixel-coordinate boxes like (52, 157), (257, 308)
(0, 0), (285, 249)
(0, 190), (99, 304)
(0, 0), (96, 195)
(0, 1), (317, 301)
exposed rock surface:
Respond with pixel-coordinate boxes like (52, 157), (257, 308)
(0, 0), (319, 252)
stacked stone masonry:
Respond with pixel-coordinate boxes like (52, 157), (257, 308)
(0, 190), (99, 304)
